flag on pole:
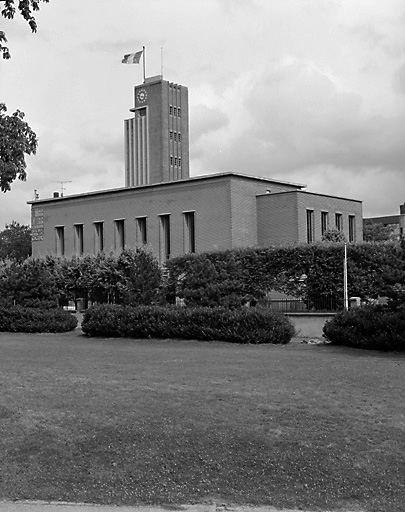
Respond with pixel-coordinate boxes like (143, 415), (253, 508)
(121, 50), (143, 64)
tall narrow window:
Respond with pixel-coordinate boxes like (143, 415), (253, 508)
(94, 221), (104, 253)
(348, 215), (356, 242)
(159, 214), (171, 263)
(321, 211), (329, 236)
(74, 224), (84, 256)
(55, 226), (65, 256)
(183, 211), (196, 253)
(335, 213), (343, 231)
(136, 217), (148, 245)
(306, 209), (314, 243)
(114, 219), (125, 251)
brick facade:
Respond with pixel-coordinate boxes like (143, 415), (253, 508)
(30, 173), (363, 261)
(257, 190), (363, 246)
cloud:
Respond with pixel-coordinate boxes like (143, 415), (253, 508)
(392, 62), (405, 95)
(191, 104), (229, 142)
(190, 57), (405, 187)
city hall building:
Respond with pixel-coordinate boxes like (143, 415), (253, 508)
(29, 75), (363, 261)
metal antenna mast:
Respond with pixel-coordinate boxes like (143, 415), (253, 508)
(52, 181), (72, 197)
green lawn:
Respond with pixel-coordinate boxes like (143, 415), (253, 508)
(0, 331), (404, 511)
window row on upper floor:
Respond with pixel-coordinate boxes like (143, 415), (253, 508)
(306, 210), (357, 243)
(54, 212), (196, 263)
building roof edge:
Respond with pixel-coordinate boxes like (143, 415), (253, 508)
(27, 171), (306, 205)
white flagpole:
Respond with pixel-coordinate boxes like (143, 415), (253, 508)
(344, 243), (348, 310)
(161, 46), (163, 77)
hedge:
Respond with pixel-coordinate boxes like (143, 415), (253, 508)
(81, 304), (295, 344)
(0, 307), (78, 333)
(165, 242), (404, 309)
(323, 306), (405, 351)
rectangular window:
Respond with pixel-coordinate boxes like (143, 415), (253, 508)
(348, 215), (356, 242)
(174, 157), (178, 166)
(94, 221), (104, 253)
(306, 209), (314, 243)
(55, 226), (65, 256)
(169, 105), (173, 115)
(335, 213), (343, 231)
(170, 156), (173, 166)
(178, 108), (181, 117)
(178, 157), (182, 168)
(136, 217), (148, 245)
(169, 130), (173, 140)
(321, 211), (329, 236)
(173, 132), (177, 142)
(178, 133), (181, 142)
(114, 219), (125, 251)
(173, 107), (177, 116)
(74, 224), (84, 256)
(159, 214), (171, 263)
(183, 211), (196, 253)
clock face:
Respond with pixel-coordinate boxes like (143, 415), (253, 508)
(137, 89), (147, 103)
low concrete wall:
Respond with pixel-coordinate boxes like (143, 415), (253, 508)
(285, 312), (337, 339)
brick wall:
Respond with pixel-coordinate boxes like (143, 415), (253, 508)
(257, 191), (363, 245)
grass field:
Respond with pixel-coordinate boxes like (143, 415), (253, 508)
(0, 330), (404, 511)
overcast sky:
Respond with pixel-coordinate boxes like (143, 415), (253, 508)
(1, 0), (404, 227)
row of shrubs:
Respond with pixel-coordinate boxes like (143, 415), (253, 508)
(0, 306), (78, 333)
(323, 306), (405, 351)
(2, 241), (404, 311)
(81, 304), (295, 344)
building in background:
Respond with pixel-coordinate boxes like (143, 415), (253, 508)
(29, 76), (363, 261)
(364, 202), (405, 239)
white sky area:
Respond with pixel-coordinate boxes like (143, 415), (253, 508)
(0, 0), (404, 227)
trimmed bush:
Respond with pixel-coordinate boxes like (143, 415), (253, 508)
(323, 306), (405, 351)
(0, 307), (78, 333)
(81, 304), (295, 344)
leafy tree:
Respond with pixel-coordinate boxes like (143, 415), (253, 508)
(380, 238), (405, 310)
(0, 258), (59, 308)
(0, 103), (38, 191)
(1, 0), (50, 59)
(1, 1), (50, 190)
(0, 221), (32, 261)
(322, 228), (346, 242)
(363, 221), (397, 242)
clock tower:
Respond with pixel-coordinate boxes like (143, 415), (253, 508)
(124, 75), (190, 187)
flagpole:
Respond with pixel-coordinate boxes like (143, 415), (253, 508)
(142, 45), (146, 82)
(161, 46), (163, 78)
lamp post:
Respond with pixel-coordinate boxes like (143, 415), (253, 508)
(343, 243), (348, 310)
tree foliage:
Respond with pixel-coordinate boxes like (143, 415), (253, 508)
(0, 221), (32, 261)
(166, 242), (404, 309)
(363, 221), (397, 242)
(0, 103), (38, 191)
(0, 258), (59, 308)
(1, 0), (50, 59)
(321, 228), (346, 242)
